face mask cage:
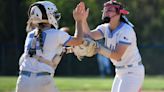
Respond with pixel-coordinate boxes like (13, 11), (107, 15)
(53, 12), (61, 21)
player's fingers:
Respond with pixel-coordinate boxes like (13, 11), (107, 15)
(86, 8), (89, 16)
(74, 5), (80, 15)
(77, 2), (85, 13)
(78, 7), (83, 14)
(81, 2), (87, 14)
(75, 2), (81, 12)
(80, 2), (85, 11)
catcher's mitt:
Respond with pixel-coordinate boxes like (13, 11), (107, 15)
(72, 38), (97, 61)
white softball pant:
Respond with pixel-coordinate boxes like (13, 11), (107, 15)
(16, 75), (59, 92)
(111, 65), (145, 92)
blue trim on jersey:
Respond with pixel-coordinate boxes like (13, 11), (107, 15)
(108, 22), (124, 38)
(29, 33), (34, 38)
(119, 41), (131, 45)
(63, 36), (72, 46)
(26, 32), (47, 50)
(41, 32), (47, 46)
(35, 32), (47, 49)
(98, 29), (104, 37)
(108, 32), (112, 38)
(27, 33), (34, 50)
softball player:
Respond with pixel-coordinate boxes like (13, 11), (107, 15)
(76, 1), (145, 92)
(16, 1), (85, 92)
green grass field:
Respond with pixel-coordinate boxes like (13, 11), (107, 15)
(0, 76), (164, 92)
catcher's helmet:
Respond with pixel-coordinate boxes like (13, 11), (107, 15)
(27, 1), (61, 30)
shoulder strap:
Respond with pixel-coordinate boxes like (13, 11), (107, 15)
(28, 30), (37, 57)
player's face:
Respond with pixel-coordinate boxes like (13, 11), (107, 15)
(103, 6), (117, 18)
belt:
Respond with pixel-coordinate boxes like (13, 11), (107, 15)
(20, 71), (51, 77)
(115, 61), (143, 69)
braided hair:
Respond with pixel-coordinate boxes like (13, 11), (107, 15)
(28, 4), (48, 57)
(34, 3), (48, 53)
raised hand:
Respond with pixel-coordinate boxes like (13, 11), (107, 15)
(73, 2), (89, 22)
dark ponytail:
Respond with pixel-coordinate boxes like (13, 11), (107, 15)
(37, 23), (45, 52)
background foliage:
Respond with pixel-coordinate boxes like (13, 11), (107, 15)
(0, 0), (163, 75)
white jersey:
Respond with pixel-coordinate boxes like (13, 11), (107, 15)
(20, 28), (72, 74)
(96, 22), (141, 66)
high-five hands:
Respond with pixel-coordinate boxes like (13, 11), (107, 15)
(73, 2), (89, 22)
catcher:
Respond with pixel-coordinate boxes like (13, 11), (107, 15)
(73, 1), (145, 92)
(16, 1), (90, 92)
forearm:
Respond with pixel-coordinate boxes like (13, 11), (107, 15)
(33, 55), (63, 68)
(71, 21), (85, 46)
(82, 20), (103, 40)
(74, 21), (83, 39)
(97, 44), (111, 59)
(98, 48), (121, 61)
(109, 52), (122, 61)
(82, 20), (91, 34)
(33, 55), (53, 66)
(97, 44), (123, 61)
